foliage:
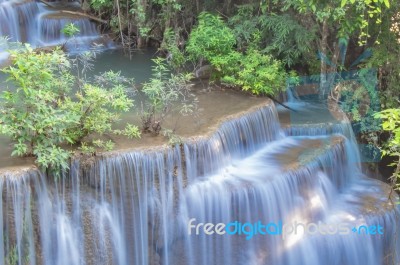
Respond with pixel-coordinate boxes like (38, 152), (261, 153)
(228, 5), (315, 67)
(215, 49), (287, 95)
(129, 0), (149, 36)
(61, 23), (80, 38)
(186, 12), (236, 63)
(237, 50), (287, 95)
(89, 0), (113, 10)
(362, 6), (400, 109)
(115, 123), (142, 139)
(160, 28), (186, 71)
(332, 69), (381, 160)
(228, 5), (260, 51)
(258, 14), (315, 67)
(374, 109), (400, 190)
(0, 46), (77, 173)
(186, 12), (287, 96)
(283, 0), (392, 45)
(141, 57), (195, 134)
(208, 50), (242, 81)
(88, 0), (190, 49)
(0, 46), (140, 176)
(338, 70), (380, 130)
(62, 70), (137, 142)
(162, 128), (183, 146)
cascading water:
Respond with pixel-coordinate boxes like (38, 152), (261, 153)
(0, 101), (398, 265)
(0, 0), (112, 63)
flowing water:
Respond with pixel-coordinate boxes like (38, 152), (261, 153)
(0, 2), (399, 264)
(0, 0), (113, 64)
(0, 101), (398, 265)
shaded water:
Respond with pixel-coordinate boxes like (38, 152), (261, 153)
(0, 100), (398, 265)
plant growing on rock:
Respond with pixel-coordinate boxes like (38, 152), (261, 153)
(0, 45), (140, 176)
(141, 57), (196, 135)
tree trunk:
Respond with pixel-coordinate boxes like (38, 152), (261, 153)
(116, 0), (124, 43)
(320, 19), (329, 99)
(326, 41), (340, 95)
(136, 0), (148, 48)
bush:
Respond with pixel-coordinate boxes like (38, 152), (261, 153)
(0, 46), (140, 176)
(160, 28), (187, 71)
(186, 12), (236, 63)
(234, 49), (287, 95)
(141, 58), (196, 135)
(186, 12), (287, 96)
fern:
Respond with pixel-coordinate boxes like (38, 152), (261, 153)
(260, 14), (315, 66)
(229, 6), (316, 67)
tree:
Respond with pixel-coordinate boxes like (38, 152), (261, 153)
(282, 0), (392, 96)
(228, 4), (316, 67)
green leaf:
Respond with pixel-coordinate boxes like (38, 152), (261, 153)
(383, 0), (390, 7)
(311, 4), (316, 12)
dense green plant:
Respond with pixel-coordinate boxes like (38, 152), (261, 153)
(228, 5), (315, 67)
(237, 49), (287, 95)
(160, 28), (186, 71)
(0, 46), (140, 175)
(61, 23), (80, 37)
(186, 12), (287, 96)
(62, 70), (138, 142)
(186, 12), (236, 64)
(0, 46), (78, 172)
(141, 57), (195, 134)
(227, 5), (260, 51)
(216, 49), (288, 95)
(374, 109), (400, 191)
(89, 0), (113, 10)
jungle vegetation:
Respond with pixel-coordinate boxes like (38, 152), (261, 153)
(2, 0), (400, 191)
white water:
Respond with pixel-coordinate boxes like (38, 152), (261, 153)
(0, 103), (398, 265)
(0, 0), (113, 63)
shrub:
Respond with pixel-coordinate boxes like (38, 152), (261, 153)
(186, 12), (287, 96)
(186, 12), (236, 63)
(141, 57), (196, 134)
(234, 49), (287, 95)
(0, 46), (140, 176)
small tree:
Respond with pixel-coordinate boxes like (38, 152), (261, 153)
(0, 46), (140, 176)
(141, 57), (195, 135)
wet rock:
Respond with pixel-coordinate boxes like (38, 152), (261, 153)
(195, 65), (213, 79)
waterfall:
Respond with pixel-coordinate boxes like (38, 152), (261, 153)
(0, 0), (39, 42)
(0, 0), (113, 64)
(0, 102), (398, 265)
